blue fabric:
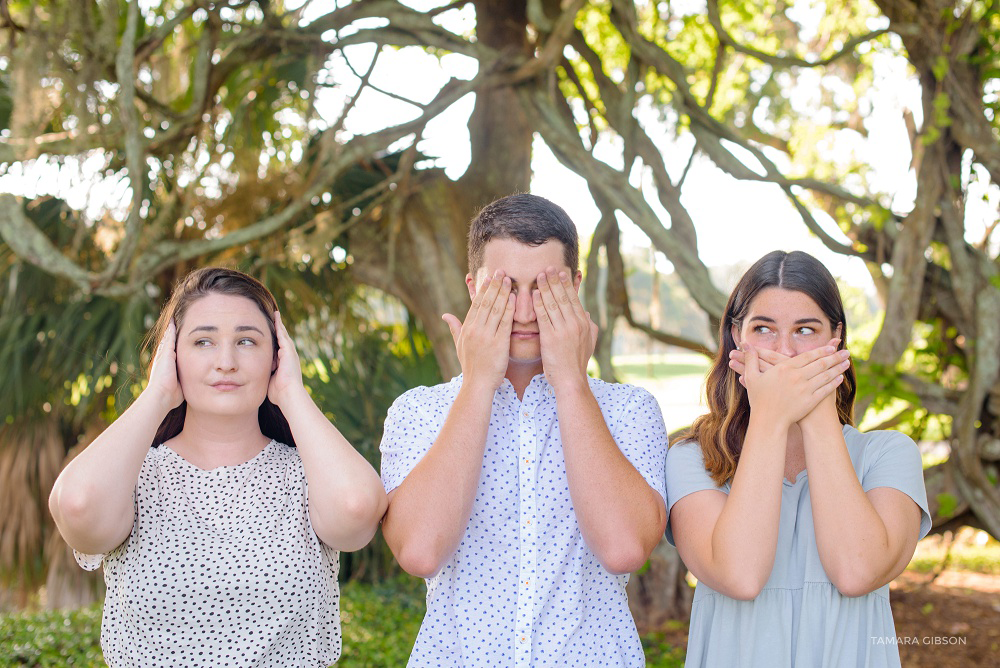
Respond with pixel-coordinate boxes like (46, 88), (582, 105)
(665, 425), (931, 667)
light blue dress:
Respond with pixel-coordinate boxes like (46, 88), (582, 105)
(665, 424), (931, 668)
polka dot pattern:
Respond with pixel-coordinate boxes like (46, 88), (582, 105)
(381, 374), (668, 667)
(75, 441), (341, 667)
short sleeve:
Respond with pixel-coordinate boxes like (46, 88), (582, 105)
(664, 440), (727, 545)
(73, 550), (104, 571)
(379, 385), (448, 494)
(609, 387), (668, 505)
(860, 430), (932, 539)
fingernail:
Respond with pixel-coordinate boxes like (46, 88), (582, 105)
(559, 271), (568, 281)
(839, 349), (850, 359)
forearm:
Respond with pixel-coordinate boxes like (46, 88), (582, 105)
(281, 387), (387, 552)
(800, 418), (895, 596)
(49, 391), (168, 554)
(705, 416), (787, 597)
(382, 381), (494, 577)
(557, 382), (665, 574)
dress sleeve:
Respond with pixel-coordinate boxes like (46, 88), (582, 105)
(610, 387), (668, 505)
(860, 430), (933, 539)
(379, 386), (443, 494)
(664, 440), (727, 545)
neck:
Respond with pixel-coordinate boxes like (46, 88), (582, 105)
(169, 407), (270, 469)
(504, 359), (543, 400)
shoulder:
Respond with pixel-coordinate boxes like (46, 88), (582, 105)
(587, 377), (661, 411)
(267, 440), (300, 462)
(586, 378), (666, 436)
(666, 438), (708, 469)
(842, 424), (920, 462)
(387, 376), (462, 418)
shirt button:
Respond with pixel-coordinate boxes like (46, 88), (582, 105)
(519, 636), (528, 644)
(522, 410), (530, 418)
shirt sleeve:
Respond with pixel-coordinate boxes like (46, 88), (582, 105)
(664, 440), (727, 546)
(610, 387), (668, 505)
(860, 429), (932, 539)
(73, 550), (104, 571)
(379, 386), (445, 494)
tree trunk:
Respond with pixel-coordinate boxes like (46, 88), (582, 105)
(627, 538), (693, 631)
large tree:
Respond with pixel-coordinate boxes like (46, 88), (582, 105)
(1, 0), (998, 623)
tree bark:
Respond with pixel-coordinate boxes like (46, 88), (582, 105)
(627, 539), (693, 631)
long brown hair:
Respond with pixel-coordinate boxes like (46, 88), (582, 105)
(675, 251), (856, 485)
(143, 267), (295, 448)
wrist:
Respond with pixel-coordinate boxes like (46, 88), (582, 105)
(272, 382), (310, 409)
(550, 373), (591, 400)
(747, 411), (792, 439)
(458, 375), (501, 402)
(137, 386), (178, 416)
(798, 409), (840, 436)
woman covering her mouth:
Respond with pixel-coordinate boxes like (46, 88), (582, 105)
(665, 250), (930, 668)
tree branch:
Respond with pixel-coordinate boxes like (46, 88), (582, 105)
(100, 0), (146, 285)
(707, 0), (889, 69)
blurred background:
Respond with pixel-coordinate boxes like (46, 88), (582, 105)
(0, 0), (997, 665)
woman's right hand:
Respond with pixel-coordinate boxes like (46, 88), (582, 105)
(740, 342), (850, 427)
(146, 320), (184, 412)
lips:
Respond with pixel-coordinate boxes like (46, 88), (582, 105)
(210, 381), (243, 391)
(511, 331), (539, 339)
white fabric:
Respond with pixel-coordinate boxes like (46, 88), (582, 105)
(380, 374), (668, 668)
(74, 440), (341, 667)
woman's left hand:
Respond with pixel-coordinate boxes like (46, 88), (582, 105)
(267, 311), (305, 409)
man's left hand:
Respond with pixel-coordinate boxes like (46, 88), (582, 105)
(533, 267), (598, 393)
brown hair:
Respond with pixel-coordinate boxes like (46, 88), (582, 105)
(467, 193), (579, 274)
(143, 267), (295, 448)
(674, 251), (856, 485)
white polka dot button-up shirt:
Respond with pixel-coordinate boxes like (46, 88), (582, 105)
(381, 374), (668, 667)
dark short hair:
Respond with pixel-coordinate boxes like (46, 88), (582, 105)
(144, 267), (295, 448)
(467, 194), (579, 274)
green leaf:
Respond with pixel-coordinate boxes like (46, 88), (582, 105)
(937, 492), (958, 518)
(932, 55), (950, 81)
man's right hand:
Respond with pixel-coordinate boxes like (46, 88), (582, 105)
(442, 270), (515, 391)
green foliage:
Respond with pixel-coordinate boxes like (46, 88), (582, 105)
(640, 627), (688, 668)
(302, 320), (441, 582)
(0, 197), (155, 425)
(0, 604), (104, 667)
(908, 545), (1000, 575)
(937, 492), (959, 518)
(338, 577), (426, 666)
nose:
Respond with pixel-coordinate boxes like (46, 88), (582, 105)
(216, 344), (238, 372)
(513, 289), (536, 323)
(776, 334), (796, 357)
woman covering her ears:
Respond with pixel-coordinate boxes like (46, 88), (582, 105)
(49, 267), (387, 667)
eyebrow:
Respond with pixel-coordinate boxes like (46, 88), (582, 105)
(747, 316), (824, 326)
(189, 325), (267, 335)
